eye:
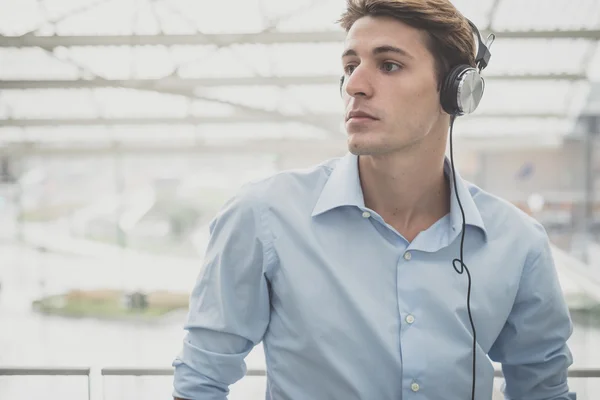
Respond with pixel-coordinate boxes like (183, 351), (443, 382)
(344, 64), (357, 75)
(381, 62), (401, 72)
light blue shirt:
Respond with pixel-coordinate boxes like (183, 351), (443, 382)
(173, 152), (574, 400)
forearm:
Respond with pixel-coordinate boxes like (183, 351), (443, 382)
(502, 390), (574, 400)
(172, 326), (261, 399)
(490, 232), (574, 399)
(172, 345), (238, 400)
(172, 189), (271, 400)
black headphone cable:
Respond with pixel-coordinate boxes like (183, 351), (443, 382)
(448, 114), (477, 400)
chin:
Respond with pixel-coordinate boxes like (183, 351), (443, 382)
(347, 137), (392, 156)
(347, 128), (425, 156)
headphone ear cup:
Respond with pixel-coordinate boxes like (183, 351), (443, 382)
(440, 65), (469, 115)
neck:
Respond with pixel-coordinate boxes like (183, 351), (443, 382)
(358, 136), (450, 242)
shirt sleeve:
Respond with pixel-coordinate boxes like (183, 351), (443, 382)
(172, 189), (274, 400)
(488, 229), (574, 400)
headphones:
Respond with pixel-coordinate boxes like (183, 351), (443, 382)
(340, 19), (494, 117)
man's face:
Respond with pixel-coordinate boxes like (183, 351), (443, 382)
(341, 16), (445, 156)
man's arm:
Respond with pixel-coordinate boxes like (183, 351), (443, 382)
(488, 228), (574, 400)
(172, 189), (273, 400)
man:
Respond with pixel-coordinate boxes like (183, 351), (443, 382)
(173, 0), (574, 399)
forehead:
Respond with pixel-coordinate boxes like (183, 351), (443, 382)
(343, 15), (430, 58)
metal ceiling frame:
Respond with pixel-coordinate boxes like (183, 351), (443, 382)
(2, 29), (600, 48)
(0, 0), (351, 136)
(0, 134), (566, 158)
(0, 115), (338, 127)
(0, 73), (587, 90)
(2, 138), (347, 156)
(0, 0), (598, 141)
(0, 113), (572, 127)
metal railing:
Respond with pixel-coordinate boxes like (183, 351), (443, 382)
(0, 367), (92, 399)
(1, 367), (598, 399)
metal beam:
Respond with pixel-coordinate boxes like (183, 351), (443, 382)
(1, 138), (349, 157)
(0, 73), (586, 90)
(484, 0), (502, 30)
(0, 134), (565, 158)
(0, 76), (338, 89)
(2, 366), (599, 378)
(493, 30), (600, 40)
(0, 367), (91, 376)
(0, 115), (340, 127)
(0, 112), (570, 127)
(1, 29), (599, 48)
(0, 31), (344, 47)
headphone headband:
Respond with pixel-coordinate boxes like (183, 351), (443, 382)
(439, 19), (494, 116)
(467, 19), (493, 72)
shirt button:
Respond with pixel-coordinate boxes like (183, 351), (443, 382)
(404, 251), (412, 260)
(406, 315), (415, 324)
(411, 382), (420, 392)
(362, 211), (371, 218)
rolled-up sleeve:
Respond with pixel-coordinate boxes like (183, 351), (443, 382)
(172, 189), (274, 400)
(488, 231), (574, 400)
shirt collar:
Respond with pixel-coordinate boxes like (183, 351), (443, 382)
(443, 157), (487, 240)
(312, 152), (487, 240)
(312, 152), (364, 216)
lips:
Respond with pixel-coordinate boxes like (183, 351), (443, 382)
(346, 110), (378, 121)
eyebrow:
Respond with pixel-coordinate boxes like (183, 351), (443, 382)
(341, 45), (414, 59)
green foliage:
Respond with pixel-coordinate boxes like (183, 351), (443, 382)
(20, 203), (84, 221)
(32, 290), (188, 321)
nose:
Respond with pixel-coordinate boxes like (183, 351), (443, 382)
(343, 65), (373, 99)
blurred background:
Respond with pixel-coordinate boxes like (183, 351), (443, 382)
(1, 0), (600, 399)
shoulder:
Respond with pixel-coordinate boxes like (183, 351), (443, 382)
(467, 181), (549, 255)
(219, 156), (341, 215)
(233, 157), (341, 206)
